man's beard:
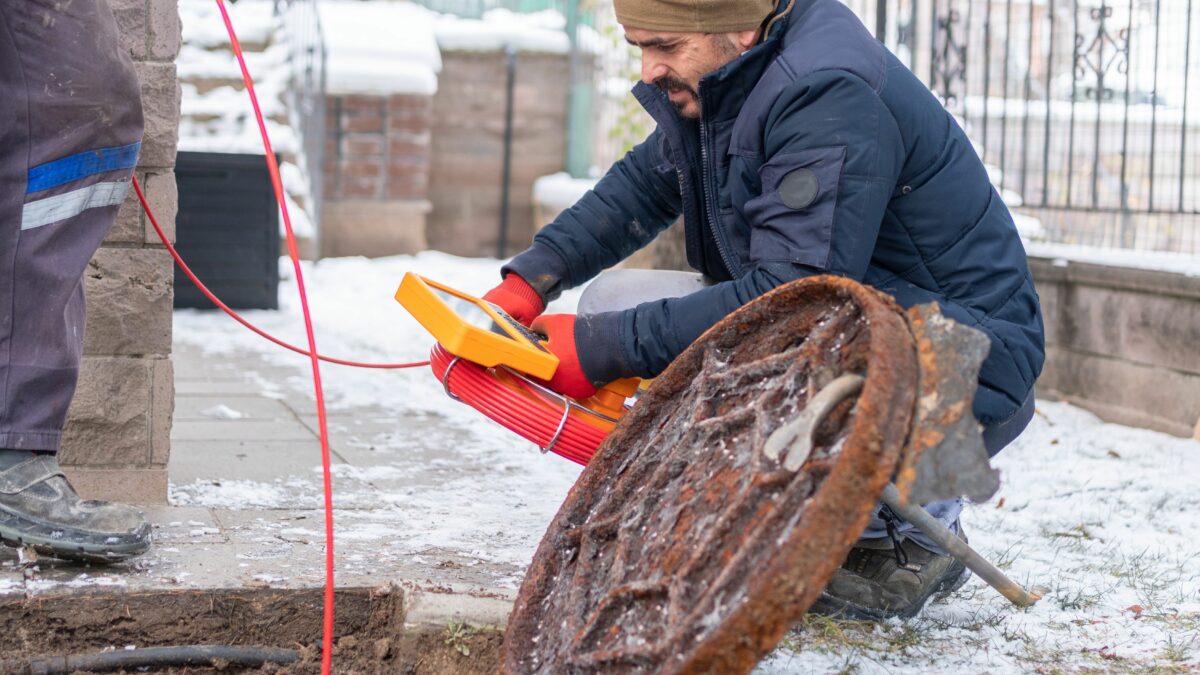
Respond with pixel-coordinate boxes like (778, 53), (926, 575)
(655, 74), (698, 114)
(654, 36), (743, 116)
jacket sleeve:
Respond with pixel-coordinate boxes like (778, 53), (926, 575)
(502, 128), (682, 302)
(579, 71), (906, 383)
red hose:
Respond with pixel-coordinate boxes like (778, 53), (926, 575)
(213, 2), (336, 671)
(134, 180), (427, 371)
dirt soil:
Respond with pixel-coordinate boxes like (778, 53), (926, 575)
(0, 585), (502, 674)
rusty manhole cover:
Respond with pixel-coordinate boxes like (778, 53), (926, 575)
(503, 276), (920, 674)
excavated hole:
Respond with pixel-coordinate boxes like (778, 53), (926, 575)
(0, 586), (502, 674)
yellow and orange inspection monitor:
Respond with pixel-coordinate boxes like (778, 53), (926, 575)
(394, 272), (559, 380)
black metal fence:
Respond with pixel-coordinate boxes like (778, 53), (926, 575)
(844, 0), (1199, 253)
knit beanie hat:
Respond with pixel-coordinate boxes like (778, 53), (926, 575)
(613, 0), (776, 33)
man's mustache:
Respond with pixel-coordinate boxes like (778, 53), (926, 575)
(655, 75), (696, 98)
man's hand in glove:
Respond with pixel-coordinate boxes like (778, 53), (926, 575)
(530, 314), (598, 400)
(482, 273), (544, 326)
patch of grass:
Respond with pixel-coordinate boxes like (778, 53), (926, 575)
(783, 613), (945, 664)
(885, 624), (923, 651)
(833, 655), (861, 675)
(790, 614), (878, 653)
(992, 542), (1021, 571)
(1049, 578), (1102, 612)
(921, 606), (1008, 633)
(442, 619), (474, 657)
(777, 630), (804, 654)
(1041, 522), (1106, 550)
(1105, 548), (1200, 608)
(1160, 633), (1197, 665)
(1141, 610), (1200, 633)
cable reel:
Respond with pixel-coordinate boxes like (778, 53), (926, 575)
(397, 273), (639, 464)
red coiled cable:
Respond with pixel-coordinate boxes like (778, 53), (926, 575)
(430, 344), (612, 465)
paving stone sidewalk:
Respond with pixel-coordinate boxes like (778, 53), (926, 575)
(0, 342), (518, 626)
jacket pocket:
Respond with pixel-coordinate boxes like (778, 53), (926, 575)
(745, 146), (846, 269)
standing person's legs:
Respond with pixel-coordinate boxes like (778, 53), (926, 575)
(0, 0), (151, 562)
(0, 0), (144, 451)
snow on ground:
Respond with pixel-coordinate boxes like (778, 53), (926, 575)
(759, 401), (1200, 673)
(172, 252), (1200, 671)
(172, 252), (587, 566)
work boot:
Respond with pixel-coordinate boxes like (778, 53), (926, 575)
(808, 526), (971, 620)
(0, 454), (151, 563)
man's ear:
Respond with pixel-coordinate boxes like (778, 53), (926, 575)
(731, 28), (759, 51)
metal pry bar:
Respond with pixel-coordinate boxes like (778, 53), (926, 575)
(763, 373), (1043, 608)
(880, 483), (1043, 607)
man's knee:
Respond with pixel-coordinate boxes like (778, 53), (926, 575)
(578, 269), (709, 315)
(980, 388), (1036, 457)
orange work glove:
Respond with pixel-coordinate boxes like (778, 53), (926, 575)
(482, 273), (545, 326)
(530, 314), (598, 400)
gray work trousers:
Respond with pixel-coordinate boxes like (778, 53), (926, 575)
(578, 269), (1035, 554)
(0, 0), (144, 451)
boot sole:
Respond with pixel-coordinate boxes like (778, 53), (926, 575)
(0, 506), (152, 564)
(807, 558), (971, 621)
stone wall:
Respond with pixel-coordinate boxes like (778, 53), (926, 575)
(428, 50), (571, 257)
(321, 93), (433, 257)
(61, 0), (181, 503)
(1031, 257), (1200, 439)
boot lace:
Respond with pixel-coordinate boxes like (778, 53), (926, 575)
(879, 505), (909, 568)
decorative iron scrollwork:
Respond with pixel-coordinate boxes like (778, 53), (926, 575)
(1074, 3), (1130, 102)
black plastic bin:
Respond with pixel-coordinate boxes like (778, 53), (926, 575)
(173, 151), (280, 310)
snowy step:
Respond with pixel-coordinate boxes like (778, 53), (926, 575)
(179, 0), (315, 247)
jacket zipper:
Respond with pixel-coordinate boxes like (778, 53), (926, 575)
(634, 82), (732, 278)
(697, 88), (739, 279)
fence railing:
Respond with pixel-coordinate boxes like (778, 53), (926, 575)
(845, 0), (1200, 253)
(589, 0), (1198, 253)
(276, 0), (327, 252)
(286, 0), (1197, 254)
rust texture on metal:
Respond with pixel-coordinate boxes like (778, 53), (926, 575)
(893, 303), (999, 506)
(501, 276), (919, 675)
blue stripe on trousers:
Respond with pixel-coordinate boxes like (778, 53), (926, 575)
(25, 141), (141, 194)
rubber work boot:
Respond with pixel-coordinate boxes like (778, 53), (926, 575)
(808, 527), (971, 620)
(0, 455), (151, 563)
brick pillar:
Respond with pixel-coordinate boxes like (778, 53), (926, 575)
(427, 51), (570, 257)
(320, 93), (433, 258)
(58, 0), (181, 503)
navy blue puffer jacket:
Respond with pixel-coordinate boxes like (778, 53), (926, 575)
(505, 0), (1043, 425)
